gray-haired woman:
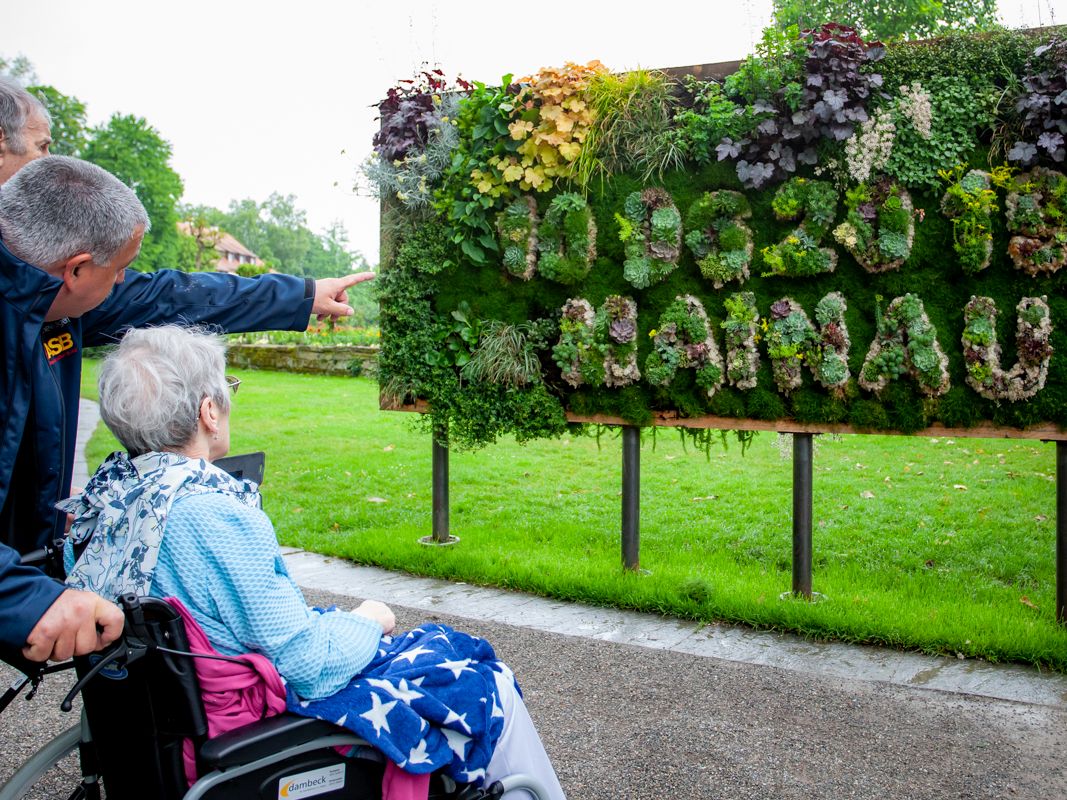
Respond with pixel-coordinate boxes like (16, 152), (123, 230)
(61, 325), (565, 799)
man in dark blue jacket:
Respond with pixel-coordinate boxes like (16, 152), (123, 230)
(0, 155), (372, 667)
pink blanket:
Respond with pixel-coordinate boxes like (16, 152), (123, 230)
(169, 598), (427, 799)
(171, 598), (288, 785)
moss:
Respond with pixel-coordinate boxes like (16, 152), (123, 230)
(938, 387), (982, 429)
(881, 382), (928, 433)
(708, 387), (746, 418)
(791, 388), (832, 423)
(849, 400), (890, 431)
(745, 387), (787, 420)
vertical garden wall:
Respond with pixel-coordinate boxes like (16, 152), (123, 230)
(368, 26), (1067, 451)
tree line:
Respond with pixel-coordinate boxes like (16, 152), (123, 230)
(1, 55), (370, 283)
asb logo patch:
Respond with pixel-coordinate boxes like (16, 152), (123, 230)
(44, 332), (77, 365)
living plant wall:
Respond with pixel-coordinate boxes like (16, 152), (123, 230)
(367, 25), (1067, 451)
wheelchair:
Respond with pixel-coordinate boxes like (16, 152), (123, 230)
(0, 593), (550, 800)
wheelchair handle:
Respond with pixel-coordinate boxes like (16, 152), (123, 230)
(58, 594), (154, 713)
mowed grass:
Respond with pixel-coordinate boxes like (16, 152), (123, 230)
(81, 361), (1067, 670)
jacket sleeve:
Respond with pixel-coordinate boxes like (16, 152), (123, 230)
(80, 270), (315, 346)
(0, 542), (65, 665)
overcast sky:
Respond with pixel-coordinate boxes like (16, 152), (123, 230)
(6, 0), (1063, 267)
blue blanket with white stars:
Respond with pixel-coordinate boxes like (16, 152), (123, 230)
(286, 623), (512, 784)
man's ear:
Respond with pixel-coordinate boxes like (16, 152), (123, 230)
(61, 253), (94, 284)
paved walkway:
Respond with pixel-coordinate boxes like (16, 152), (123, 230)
(70, 397), (99, 491)
(282, 549), (1067, 711)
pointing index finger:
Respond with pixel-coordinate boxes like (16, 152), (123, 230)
(337, 271), (376, 288)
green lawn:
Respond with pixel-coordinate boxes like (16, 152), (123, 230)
(81, 362), (1067, 670)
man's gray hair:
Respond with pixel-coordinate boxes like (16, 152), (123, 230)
(0, 155), (150, 267)
(99, 326), (231, 456)
(0, 77), (51, 155)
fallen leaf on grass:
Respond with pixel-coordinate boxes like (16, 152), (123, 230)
(953, 484), (967, 491)
(664, 455), (677, 461)
(691, 495), (719, 502)
(860, 491), (875, 499)
(292, 507), (303, 514)
(1020, 596), (1039, 610)
(383, 444), (395, 452)
(366, 496), (388, 503)
(1035, 514), (1048, 522)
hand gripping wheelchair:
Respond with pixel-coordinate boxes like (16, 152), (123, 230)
(0, 593), (550, 800)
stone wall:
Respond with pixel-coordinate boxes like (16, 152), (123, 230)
(226, 343), (379, 377)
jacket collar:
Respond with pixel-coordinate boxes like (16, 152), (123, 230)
(0, 235), (62, 318)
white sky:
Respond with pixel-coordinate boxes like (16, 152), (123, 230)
(5, 0), (1064, 266)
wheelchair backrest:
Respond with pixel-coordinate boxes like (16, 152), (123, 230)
(75, 595), (208, 800)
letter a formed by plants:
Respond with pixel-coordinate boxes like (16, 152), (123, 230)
(860, 294), (950, 397)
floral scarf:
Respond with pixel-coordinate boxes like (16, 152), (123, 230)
(59, 451), (261, 600)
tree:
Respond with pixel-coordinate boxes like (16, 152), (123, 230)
(772, 0), (998, 41)
(0, 54), (38, 85)
(27, 85), (88, 156)
(81, 115), (184, 272)
(175, 204), (223, 272)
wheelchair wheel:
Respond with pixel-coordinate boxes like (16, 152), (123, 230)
(0, 723), (97, 800)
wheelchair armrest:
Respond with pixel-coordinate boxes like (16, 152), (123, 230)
(199, 713), (362, 770)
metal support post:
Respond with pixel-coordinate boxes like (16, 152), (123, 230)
(792, 432), (813, 599)
(1057, 441), (1067, 623)
(432, 428), (450, 544)
(621, 426), (640, 571)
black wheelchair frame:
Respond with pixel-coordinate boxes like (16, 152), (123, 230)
(1, 594), (549, 799)
(1, 453), (548, 799)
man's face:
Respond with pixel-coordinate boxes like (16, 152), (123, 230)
(45, 226), (145, 321)
(0, 111), (52, 185)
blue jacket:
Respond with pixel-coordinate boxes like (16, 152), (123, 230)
(0, 237), (314, 659)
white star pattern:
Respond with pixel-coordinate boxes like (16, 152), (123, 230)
(442, 727), (471, 759)
(366, 677), (424, 704)
(411, 676), (426, 687)
(443, 709), (471, 734)
(437, 658), (474, 679)
(408, 738), (432, 765)
(393, 645), (435, 665)
(359, 692), (397, 737)
(461, 768), (486, 783)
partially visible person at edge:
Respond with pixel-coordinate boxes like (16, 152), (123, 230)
(61, 325), (567, 799)
(0, 80), (373, 667)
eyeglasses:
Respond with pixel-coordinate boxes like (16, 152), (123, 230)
(225, 375), (242, 395)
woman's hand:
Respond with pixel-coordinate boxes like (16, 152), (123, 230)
(352, 599), (396, 635)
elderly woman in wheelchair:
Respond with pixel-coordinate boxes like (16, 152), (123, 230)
(54, 325), (566, 800)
